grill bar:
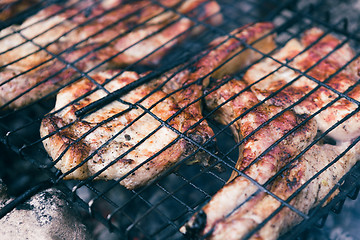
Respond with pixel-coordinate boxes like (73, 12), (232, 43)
(0, 180), (53, 219)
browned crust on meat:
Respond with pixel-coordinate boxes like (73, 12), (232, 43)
(208, 143), (359, 240)
(205, 77), (258, 137)
(0, 44), (106, 109)
(41, 116), (91, 179)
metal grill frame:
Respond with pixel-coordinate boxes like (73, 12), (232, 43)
(1, 0), (360, 239)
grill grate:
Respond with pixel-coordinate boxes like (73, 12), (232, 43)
(1, 0), (360, 239)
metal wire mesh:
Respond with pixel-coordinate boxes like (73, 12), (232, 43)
(1, 0), (360, 239)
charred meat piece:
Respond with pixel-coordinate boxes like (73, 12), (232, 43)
(40, 70), (192, 189)
(0, 0), (222, 109)
(182, 77), (317, 238)
(244, 28), (360, 142)
(208, 142), (360, 240)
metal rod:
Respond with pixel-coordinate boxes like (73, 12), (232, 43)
(0, 180), (53, 219)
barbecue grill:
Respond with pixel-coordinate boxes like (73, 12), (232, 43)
(1, 0), (360, 239)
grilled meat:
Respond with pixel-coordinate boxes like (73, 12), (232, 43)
(184, 28), (360, 239)
(40, 23), (276, 189)
(0, 0), (221, 67)
(208, 142), (360, 240)
(40, 70), (192, 189)
(244, 27), (360, 142)
(182, 77), (317, 237)
(0, 0), (222, 109)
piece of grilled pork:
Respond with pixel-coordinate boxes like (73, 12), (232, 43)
(40, 70), (192, 189)
(0, 0), (222, 109)
(244, 27), (360, 143)
(182, 77), (317, 238)
(40, 23), (276, 189)
(205, 142), (360, 240)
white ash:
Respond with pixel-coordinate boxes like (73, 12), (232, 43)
(0, 181), (91, 240)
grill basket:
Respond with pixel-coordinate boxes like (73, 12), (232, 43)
(1, 0), (360, 239)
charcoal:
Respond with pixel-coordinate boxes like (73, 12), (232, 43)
(0, 181), (91, 240)
(0, 179), (8, 205)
